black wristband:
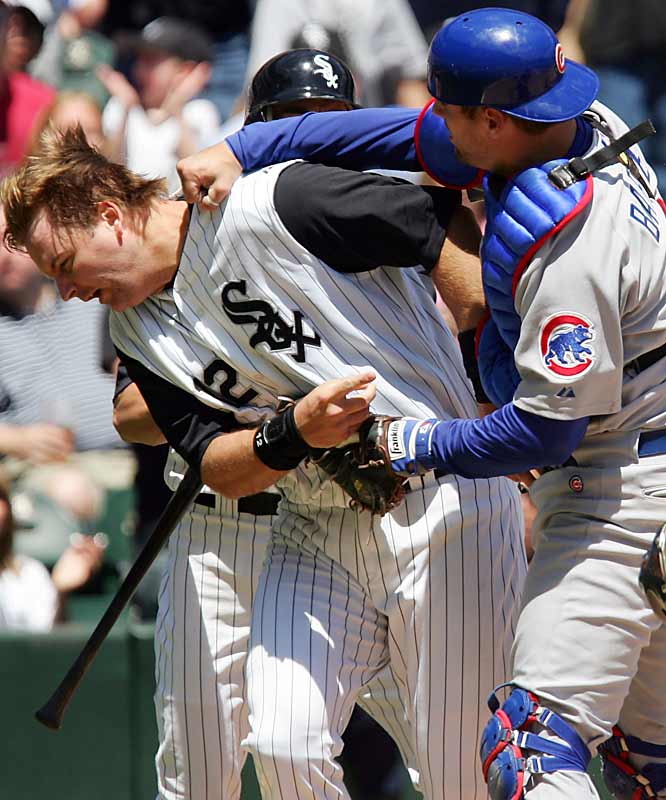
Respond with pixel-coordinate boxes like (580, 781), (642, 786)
(253, 404), (310, 471)
(458, 328), (490, 404)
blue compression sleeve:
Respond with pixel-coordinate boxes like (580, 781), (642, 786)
(227, 107), (421, 173)
(421, 404), (589, 479)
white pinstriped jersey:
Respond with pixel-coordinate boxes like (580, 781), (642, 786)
(110, 161), (477, 505)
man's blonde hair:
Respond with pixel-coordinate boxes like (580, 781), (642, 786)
(1, 124), (167, 251)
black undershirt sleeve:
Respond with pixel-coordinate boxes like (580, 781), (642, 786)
(116, 350), (240, 471)
(114, 360), (132, 401)
(274, 161), (461, 273)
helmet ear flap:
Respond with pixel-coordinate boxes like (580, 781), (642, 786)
(243, 105), (273, 125)
(243, 108), (262, 125)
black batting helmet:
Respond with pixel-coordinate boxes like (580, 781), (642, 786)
(245, 48), (359, 124)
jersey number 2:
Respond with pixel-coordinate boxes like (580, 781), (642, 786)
(193, 358), (258, 408)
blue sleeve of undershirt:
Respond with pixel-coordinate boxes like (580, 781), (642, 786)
(226, 107), (421, 173)
(426, 404), (589, 478)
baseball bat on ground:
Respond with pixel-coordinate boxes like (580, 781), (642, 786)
(35, 466), (203, 731)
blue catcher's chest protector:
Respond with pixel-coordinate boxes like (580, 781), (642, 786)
(477, 163), (593, 407)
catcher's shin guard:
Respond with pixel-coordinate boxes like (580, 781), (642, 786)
(598, 726), (666, 799)
(479, 684), (591, 799)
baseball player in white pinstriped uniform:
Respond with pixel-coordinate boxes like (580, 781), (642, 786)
(112, 49), (418, 800)
(3, 128), (526, 800)
(134, 446), (417, 799)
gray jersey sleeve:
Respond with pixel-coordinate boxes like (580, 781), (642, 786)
(510, 104), (666, 433)
(511, 199), (631, 420)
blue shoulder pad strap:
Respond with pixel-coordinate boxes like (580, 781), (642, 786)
(414, 100), (485, 190)
(483, 162), (593, 351)
(477, 162), (594, 406)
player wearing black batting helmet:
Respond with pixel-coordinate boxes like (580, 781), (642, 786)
(245, 47), (359, 124)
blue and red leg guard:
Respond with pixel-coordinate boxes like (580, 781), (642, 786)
(599, 725), (666, 799)
(479, 684), (591, 800)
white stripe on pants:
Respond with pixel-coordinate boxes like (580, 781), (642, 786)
(154, 501), (269, 800)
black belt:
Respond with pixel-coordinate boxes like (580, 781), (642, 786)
(190, 490), (279, 516)
(404, 468), (446, 491)
(541, 432), (666, 468)
(636, 342), (666, 373)
(638, 430), (666, 458)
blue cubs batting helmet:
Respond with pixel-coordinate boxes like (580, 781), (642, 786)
(427, 7), (599, 123)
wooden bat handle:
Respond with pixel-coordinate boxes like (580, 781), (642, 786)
(35, 467), (203, 730)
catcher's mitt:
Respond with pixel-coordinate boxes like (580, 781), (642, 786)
(640, 522), (666, 619)
(309, 415), (407, 515)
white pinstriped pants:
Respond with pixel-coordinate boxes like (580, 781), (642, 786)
(244, 472), (526, 800)
(153, 495), (418, 800)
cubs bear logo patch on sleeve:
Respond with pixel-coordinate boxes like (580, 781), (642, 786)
(540, 313), (595, 379)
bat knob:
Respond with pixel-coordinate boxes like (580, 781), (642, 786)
(35, 705), (62, 730)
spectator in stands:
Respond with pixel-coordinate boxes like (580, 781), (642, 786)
(97, 16), (219, 191)
(246, 0), (430, 108)
(152, 0), (252, 123)
(30, 0), (114, 110)
(0, 2), (54, 175)
(0, 474), (105, 631)
(97, 0), (253, 122)
(558, 0), (666, 193)
(0, 218), (131, 535)
(3, 3), (44, 72)
(4, 0), (51, 28)
(42, 89), (108, 153)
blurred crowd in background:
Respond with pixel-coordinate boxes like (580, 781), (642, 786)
(0, 0), (663, 631)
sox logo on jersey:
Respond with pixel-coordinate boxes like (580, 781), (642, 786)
(221, 279), (322, 363)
